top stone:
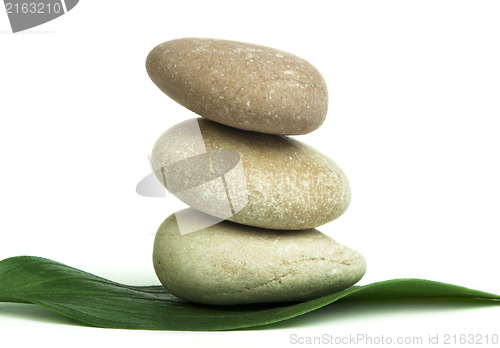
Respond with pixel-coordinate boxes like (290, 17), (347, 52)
(146, 38), (328, 135)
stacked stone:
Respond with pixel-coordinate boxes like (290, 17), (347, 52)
(146, 38), (366, 305)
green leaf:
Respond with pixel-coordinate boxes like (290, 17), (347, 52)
(0, 256), (499, 330)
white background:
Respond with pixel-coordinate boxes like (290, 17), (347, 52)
(1, 0), (499, 347)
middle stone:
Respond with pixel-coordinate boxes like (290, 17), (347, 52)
(151, 118), (351, 230)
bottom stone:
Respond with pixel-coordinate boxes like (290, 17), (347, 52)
(153, 208), (366, 305)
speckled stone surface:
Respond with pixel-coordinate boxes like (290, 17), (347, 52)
(151, 118), (351, 230)
(153, 209), (366, 305)
(146, 38), (328, 135)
